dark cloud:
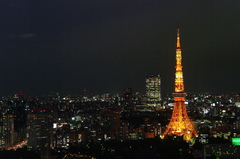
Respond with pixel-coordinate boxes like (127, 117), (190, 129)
(18, 33), (36, 38)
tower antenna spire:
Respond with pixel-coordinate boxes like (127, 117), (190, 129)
(176, 18), (181, 50)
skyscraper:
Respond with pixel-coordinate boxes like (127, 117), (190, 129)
(2, 114), (15, 149)
(146, 74), (161, 107)
(123, 88), (133, 106)
(162, 23), (198, 141)
(27, 110), (52, 159)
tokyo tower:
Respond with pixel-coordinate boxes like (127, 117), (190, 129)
(162, 24), (198, 141)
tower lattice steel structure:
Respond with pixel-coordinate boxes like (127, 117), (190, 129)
(162, 24), (198, 140)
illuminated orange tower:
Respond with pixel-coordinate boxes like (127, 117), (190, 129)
(162, 23), (198, 141)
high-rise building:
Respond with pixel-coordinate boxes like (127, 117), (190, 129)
(27, 110), (53, 159)
(8, 95), (27, 144)
(162, 23), (198, 141)
(2, 114), (15, 149)
(123, 88), (133, 106)
(146, 74), (161, 107)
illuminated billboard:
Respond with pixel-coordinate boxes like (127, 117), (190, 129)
(232, 138), (240, 145)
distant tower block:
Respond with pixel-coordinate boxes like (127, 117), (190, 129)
(146, 74), (161, 107)
(123, 88), (133, 106)
(162, 24), (198, 140)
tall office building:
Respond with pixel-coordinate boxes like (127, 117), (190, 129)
(27, 110), (53, 159)
(2, 114), (15, 149)
(8, 96), (27, 144)
(146, 74), (161, 107)
(123, 88), (133, 106)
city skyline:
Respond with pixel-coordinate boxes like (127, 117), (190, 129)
(0, 1), (240, 96)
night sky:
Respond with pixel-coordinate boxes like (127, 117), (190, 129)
(0, 0), (240, 96)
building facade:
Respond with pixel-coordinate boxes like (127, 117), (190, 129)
(27, 110), (53, 159)
(146, 74), (161, 107)
(2, 114), (15, 149)
(123, 88), (133, 106)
